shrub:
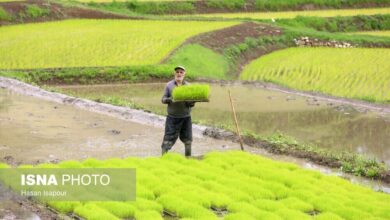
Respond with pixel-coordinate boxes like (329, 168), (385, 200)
(25, 5), (49, 18)
(0, 6), (11, 21)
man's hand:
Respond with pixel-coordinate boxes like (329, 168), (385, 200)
(185, 101), (195, 107)
(164, 97), (173, 104)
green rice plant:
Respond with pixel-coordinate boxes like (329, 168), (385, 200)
(349, 31), (390, 37)
(46, 201), (82, 214)
(276, 208), (312, 220)
(314, 212), (344, 220)
(191, 8), (390, 20)
(332, 206), (371, 220)
(82, 158), (105, 168)
(136, 185), (156, 200)
(129, 197), (163, 213)
(94, 201), (137, 218)
(280, 197), (314, 212)
(157, 194), (218, 219)
(240, 47), (390, 103)
(172, 84), (210, 101)
(227, 202), (283, 219)
(225, 212), (257, 220)
(0, 19), (238, 69)
(74, 203), (120, 220)
(252, 198), (286, 212)
(2, 151), (389, 220)
(0, 163), (9, 168)
(134, 210), (163, 220)
(57, 160), (84, 168)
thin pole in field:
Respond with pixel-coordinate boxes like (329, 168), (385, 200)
(228, 89), (245, 151)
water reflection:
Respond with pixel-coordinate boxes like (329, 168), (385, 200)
(55, 83), (390, 165)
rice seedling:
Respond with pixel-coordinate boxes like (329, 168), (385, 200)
(134, 210), (163, 220)
(280, 197), (314, 213)
(0, 19), (238, 69)
(1, 150), (389, 219)
(225, 212), (257, 220)
(240, 47), (390, 103)
(157, 195), (218, 219)
(192, 8), (390, 20)
(276, 208), (313, 220)
(129, 198), (163, 213)
(46, 201), (82, 214)
(349, 31), (390, 37)
(74, 203), (120, 220)
(172, 84), (210, 102)
(94, 201), (137, 218)
(314, 212), (344, 220)
(227, 202), (282, 219)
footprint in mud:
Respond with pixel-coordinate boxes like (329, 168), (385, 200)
(108, 129), (121, 135)
(285, 96), (296, 101)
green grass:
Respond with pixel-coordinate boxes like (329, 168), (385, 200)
(24, 4), (50, 18)
(253, 0), (389, 11)
(277, 14), (390, 32)
(0, 6), (10, 21)
(240, 47), (390, 103)
(350, 30), (390, 36)
(166, 44), (230, 79)
(75, 0), (195, 2)
(191, 8), (390, 20)
(1, 151), (389, 219)
(0, 19), (238, 69)
(172, 84), (210, 101)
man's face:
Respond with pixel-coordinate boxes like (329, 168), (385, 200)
(174, 69), (186, 81)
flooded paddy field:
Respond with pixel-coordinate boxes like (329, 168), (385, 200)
(55, 83), (390, 165)
(0, 89), (252, 165)
(1, 81), (390, 219)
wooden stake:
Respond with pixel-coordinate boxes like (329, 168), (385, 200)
(228, 89), (245, 151)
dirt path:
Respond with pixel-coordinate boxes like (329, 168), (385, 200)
(195, 79), (390, 115)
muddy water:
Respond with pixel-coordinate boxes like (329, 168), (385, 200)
(56, 83), (390, 165)
(0, 89), (259, 165)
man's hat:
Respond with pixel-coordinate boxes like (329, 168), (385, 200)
(174, 65), (186, 71)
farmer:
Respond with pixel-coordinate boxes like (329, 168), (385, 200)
(161, 66), (195, 156)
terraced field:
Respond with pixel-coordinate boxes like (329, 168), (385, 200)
(240, 47), (390, 103)
(350, 31), (390, 37)
(0, 19), (238, 69)
(193, 8), (390, 20)
(71, 0), (191, 2)
(1, 151), (389, 220)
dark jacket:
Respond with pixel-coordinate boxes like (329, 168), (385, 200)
(161, 80), (194, 118)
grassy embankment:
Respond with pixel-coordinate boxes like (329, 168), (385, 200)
(1, 151), (389, 220)
(76, 0), (390, 15)
(349, 30), (390, 36)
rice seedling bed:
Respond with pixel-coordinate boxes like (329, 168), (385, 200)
(0, 19), (238, 69)
(172, 84), (210, 102)
(349, 31), (390, 37)
(1, 151), (389, 220)
(240, 47), (390, 103)
(190, 8), (390, 20)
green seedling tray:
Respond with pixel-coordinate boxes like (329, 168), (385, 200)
(173, 99), (209, 103)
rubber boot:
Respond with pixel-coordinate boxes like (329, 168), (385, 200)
(161, 141), (172, 155)
(185, 143), (191, 157)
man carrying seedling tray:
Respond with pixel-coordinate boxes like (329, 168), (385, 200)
(161, 66), (210, 156)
